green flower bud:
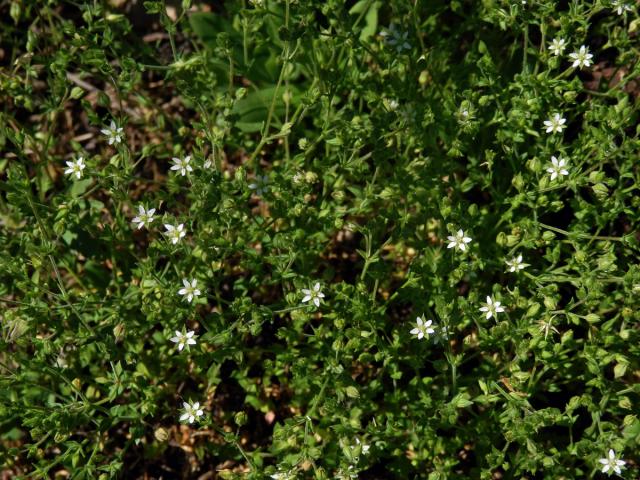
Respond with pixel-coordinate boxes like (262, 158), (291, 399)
(234, 411), (248, 426)
(113, 323), (126, 343)
(496, 231), (507, 246)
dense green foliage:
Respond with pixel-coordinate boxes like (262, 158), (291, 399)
(1, 0), (640, 478)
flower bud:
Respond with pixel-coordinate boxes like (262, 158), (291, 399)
(234, 411), (248, 426)
(154, 427), (170, 442)
(304, 171), (318, 184)
(496, 231), (507, 246)
(113, 323), (126, 343)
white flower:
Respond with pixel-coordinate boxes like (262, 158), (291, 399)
(410, 316), (435, 340)
(505, 254), (528, 272)
(447, 229), (472, 252)
(178, 278), (201, 303)
(170, 155), (193, 176)
(100, 120), (124, 145)
(611, 1), (632, 15)
(548, 38), (567, 56)
(301, 282), (325, 308)
(479, 296), (505, 320)
(569, 45), (593, 69)
(380, 24), (411, 53)
(179, 400), (204, 424)
(64, 156), (86, 179)
(132, 205), (156, 230)
(546, 156), (570, 181)
(543, 113), (566, 134)
(170, 330), (197, 351)
(249, 174), (269, 196)
(598, 449), (626, 475)
(164, 223), (186, 244)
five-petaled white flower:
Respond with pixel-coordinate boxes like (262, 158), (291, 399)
(178, 278), (201, 303)
(100, 120), (124, 145)
(611, 0), (632, 15)
(170, 330), (197, 351)
(180, 400), (204, 424)
(380, 24), (411, 53)
(64, 156), (86, 179)
(301, 282), (325, 307)
(598, 449), (626, 475)
(171, 155), (193, 176)
(479, 296), (505, 320)
(569, 45), (593, 69)
(132, 205), (156, 230)
(505, 254), (527, 272)
(543, 113), (566, 134)
(548, 38), (567, 56)
(447, 229), (472, 252)
(547, 156), (570, 181)
(164, 223), (186, 244)
(410, 316), (435, 340)
(249, 174), (269, 196)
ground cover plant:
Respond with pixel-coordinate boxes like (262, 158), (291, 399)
(1, 0), (640, 478)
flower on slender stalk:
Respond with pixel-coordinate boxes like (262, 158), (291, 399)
(598, 449), (625, 475)
(132, 205), (156, 230)
(505, 254), (528, 272)
(249, 174), (269, 196)
(380, 24), (411, 53)
(100, 120), (124, 145)
(548, 38), (567, 56)
(546, 156), (569, 181)
(170, 330), (197, 351)
(479, 296), (505, 320)
(611, 1), (632, 15)
(301, 282), (324, 307)
(64, 156), (86, 179)
(568, 45), (593, 69)
(180, 400), (204, 424)
(543, 113), (566, 134)
(164, 223), (186, 244)
(171, 155), (193, 176)
(178, 278), (201, 303)
(410, 316), (435, 340)
(447, 229), (472, 252)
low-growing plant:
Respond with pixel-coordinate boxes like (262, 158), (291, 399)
(1, 0), (639, 478)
